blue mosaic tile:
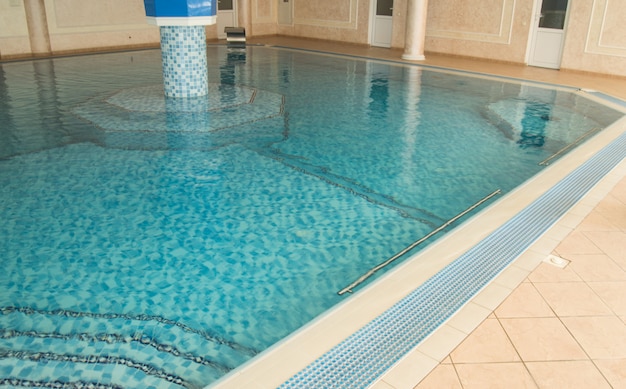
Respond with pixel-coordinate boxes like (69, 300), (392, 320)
(159, 26), (208, 98)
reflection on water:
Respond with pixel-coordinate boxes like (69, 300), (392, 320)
(518, 101), (550, 148)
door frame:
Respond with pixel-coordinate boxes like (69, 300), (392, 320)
(278, 0), (293, 26)
(369, 0), (394, 48)
(217, 0), (238, 40)
(527, 0), (571, 69)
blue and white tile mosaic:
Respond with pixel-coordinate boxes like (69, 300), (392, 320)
(159, 26), (208, 98)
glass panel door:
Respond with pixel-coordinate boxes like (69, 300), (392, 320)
(539, 0), (568, 29)
(218, 0), (233, 11)
(377, 0), (393, 17)
(528, 0), (570, 69)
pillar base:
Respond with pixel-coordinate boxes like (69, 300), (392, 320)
(402, 53), (426, 61)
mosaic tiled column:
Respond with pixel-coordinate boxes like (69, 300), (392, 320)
(143, 0), (217, 98)
(160, 26), (208, 98)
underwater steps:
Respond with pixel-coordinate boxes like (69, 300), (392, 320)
(0, 307), (258, 388)
(255, 147), (447, 228)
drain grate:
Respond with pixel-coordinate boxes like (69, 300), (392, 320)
(543, 254), (571, 268)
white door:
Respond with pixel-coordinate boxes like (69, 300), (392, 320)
(278, 0), (293, 25)
(528, 0), (569, 69)
(371, 0), (393, 48)
(217, 0), (237, 39)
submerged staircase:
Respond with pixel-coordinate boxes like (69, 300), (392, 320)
(0, 306), (258, 388)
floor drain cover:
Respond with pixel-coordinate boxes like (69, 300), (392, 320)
(543, 254), (570, 268)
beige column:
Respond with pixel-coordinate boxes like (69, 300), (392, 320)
(402, 0), (429, 61)
(24, 0), (52, 56)
(238, 0), (253, 37)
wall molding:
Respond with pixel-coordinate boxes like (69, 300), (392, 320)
(44, 0), (151, 35)
(585, 0), (626, 57)
(293, 0), (358, 29)
(427, 0), (515, 44)
(254, 0), (275, 24)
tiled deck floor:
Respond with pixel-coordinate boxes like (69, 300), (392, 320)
(242, 37), (626, 389)
(411, 173), (626, 389)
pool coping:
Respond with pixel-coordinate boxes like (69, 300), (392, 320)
(208, 58), (626, 388)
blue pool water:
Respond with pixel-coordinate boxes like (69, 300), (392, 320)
(0, 46), (623, 388)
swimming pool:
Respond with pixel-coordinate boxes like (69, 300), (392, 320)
(0, 46), (623, 388)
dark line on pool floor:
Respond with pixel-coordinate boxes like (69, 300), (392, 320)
(253, 147), (447, 227)
(0, 306), (259, 357)
(0, 329), (232, 373)
(0, 350), (190, 388)
(0, 378), (123, 389)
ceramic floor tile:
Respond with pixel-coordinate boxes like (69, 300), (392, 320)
(575, 211), (619, 232)
(368, 379), (395, 389)
(499, 318), (587, 361)
(417, 325), (467, 362)
(494, 283), (554, 319)
(610, 179), (626, 204)
(562, 316), (626, 359)
(554, 231), (603, 257)
(525, 361), (611, 389)
(594, 359), (626, 388)
(566, 253), (626, 282)
(594, 196), (626, 230)
(470, 283), (514, 311)
(378, 350), (438, 389)
(527, 262), (582, 283)
(446, 302), (493, 335)
(455, 363), (537, 389)
(449, 319), (520, 364)
(533, 282), (613, 316)
(413, 364), (462, 389)
(583, 231), (626, 266)
(587, 281), (626, 316)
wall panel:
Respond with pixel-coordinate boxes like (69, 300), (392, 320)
(585, 0), (626, 57)
(0, 1), (31, 57)
(293, 0), (358, 29)
(427, 0), (515, 44)
(43, 0), (160, 53)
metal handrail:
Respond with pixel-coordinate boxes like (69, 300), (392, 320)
(539, 127), (600, 166)
(337, 189), (502, 295)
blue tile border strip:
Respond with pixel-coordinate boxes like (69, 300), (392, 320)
(584, 90), (626, 109)
(280, 130), (626, 389)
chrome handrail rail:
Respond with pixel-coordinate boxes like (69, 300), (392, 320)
(539, 127), (600, 166)
(337, 189), (502, 295)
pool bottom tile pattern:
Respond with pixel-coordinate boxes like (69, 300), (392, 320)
(280, 131), (626, 388)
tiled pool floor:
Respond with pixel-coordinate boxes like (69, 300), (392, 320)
(212, 36), (626, 389)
